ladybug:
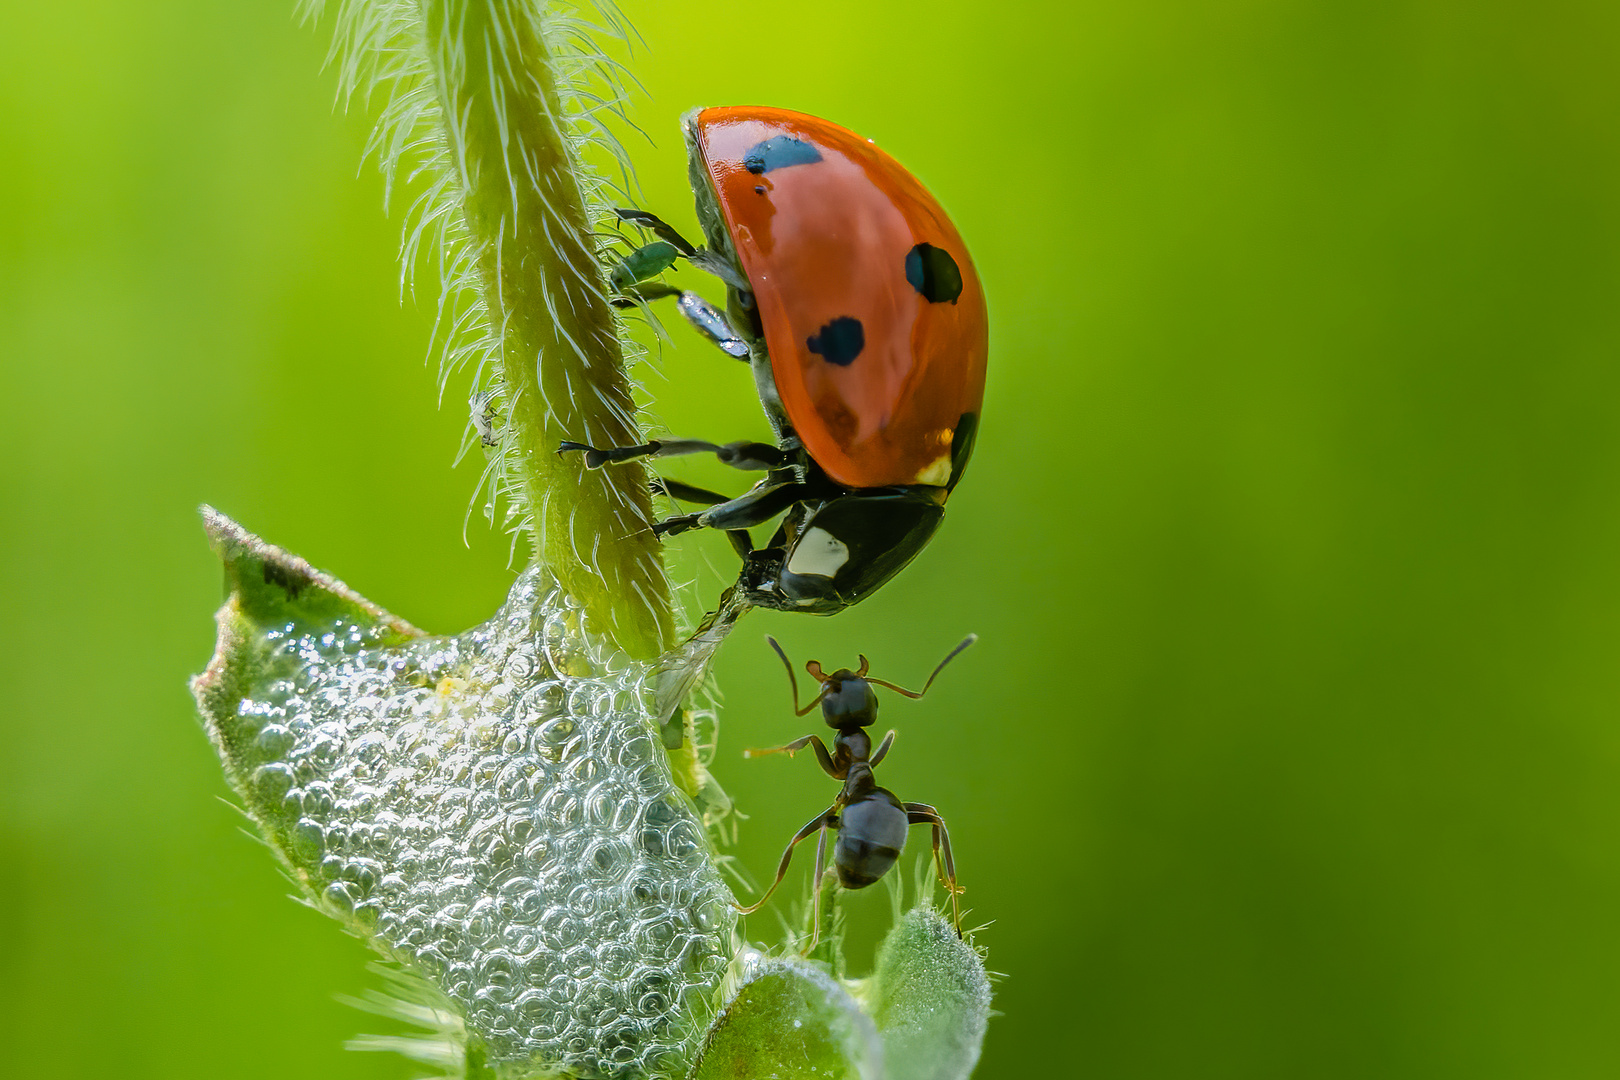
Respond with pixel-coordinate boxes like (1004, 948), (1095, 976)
(560, 107), (988, 614)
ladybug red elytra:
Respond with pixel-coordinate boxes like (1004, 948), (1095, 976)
(561, 106), (988, 614)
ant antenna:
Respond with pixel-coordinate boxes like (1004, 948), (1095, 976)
(866, 635), (979, 699)
(766, 636), (830, 717)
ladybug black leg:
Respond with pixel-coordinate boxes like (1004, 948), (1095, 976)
(613, 207), (698, 255)
(649, 478), (756, 556)
(725, 530), (755, 560)
(560, 439), (712, 469)
(650, 477), (729, 505)
(559, 438), (784, 472)
(610, 282), (682, 309)
(655, 479), (810, 537)
(675, 291), (749, 359)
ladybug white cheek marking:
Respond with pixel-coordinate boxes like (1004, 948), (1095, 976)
(785, 528), (850, 579)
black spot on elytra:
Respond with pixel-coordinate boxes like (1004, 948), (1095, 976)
(807, 317), (865, 366)
(905, 243), (964, 304)
(744, 136), (823, 174)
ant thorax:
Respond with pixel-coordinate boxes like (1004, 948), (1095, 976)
(832, 727), (874, 766)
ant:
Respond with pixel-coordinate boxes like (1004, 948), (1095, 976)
(735, 634), (977, 946)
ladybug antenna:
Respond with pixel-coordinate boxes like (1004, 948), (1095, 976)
(856, 655), (871, 677)
(767, 636), (830, 717)
(867, 635), (979, 700)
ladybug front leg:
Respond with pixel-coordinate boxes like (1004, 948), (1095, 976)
(611, 285), (750, 359)
(673, 291), (749, 359)
(613, 206), (749, 286)
(607, 210), (752, 359)
(613, 207), (698, 255)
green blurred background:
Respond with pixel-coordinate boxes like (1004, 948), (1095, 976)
(4, 0), (1620, 1076)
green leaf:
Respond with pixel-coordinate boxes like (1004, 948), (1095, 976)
(192, 508), (734, 1078)
(691, 961), (882, 1080)
(860, 908), (992, 1080)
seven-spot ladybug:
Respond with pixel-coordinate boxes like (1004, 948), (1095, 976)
(560, 107), (988, 614)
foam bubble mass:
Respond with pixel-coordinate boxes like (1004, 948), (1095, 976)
(214, 566), (736, 1079)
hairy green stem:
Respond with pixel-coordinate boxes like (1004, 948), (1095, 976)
(808, 871), (844, 976)
(423, 0), (671, 658)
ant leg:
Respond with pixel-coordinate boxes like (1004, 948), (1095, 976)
(736, 807), (834, 915)
(558, 438), (709, 469)
(559, 439), (784, 473)
(869, 730), (898, 768)
(904, 803), (963, 936)
(744, 734), (817, 756)
(656, 479), (810, 538)
(744, 734), (839, 779)
(904, 803), (958, 884)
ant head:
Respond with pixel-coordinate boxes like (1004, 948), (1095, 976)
(765, 635), (978, 730)
(807, 658), (879, 729)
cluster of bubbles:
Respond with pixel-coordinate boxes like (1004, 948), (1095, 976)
(221, 568), (736, 1078)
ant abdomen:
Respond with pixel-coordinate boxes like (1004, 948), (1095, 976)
(835, 790), (909, 888)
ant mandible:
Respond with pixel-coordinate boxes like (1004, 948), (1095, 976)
(735, 634), (977, 945)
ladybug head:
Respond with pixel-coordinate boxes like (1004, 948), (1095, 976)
(741, 489), (946, 615)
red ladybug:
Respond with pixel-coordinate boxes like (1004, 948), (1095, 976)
(562, 107), (988, 614)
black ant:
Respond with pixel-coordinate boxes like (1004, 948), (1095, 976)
(735, 635), (977, 946)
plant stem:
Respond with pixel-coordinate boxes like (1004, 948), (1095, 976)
(422, 0), (672, 658)
(808, 871), (844, 977)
